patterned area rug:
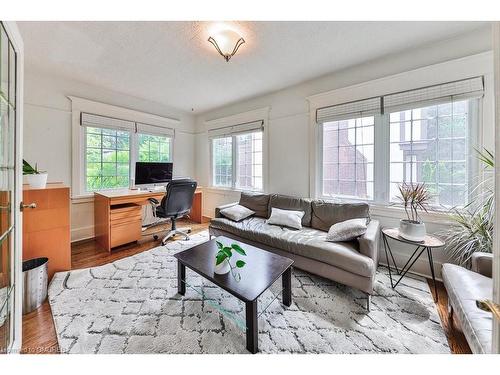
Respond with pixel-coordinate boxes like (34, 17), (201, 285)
(48, 231), (449, 354)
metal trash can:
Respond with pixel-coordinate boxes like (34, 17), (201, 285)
(22, 257), (48, 314)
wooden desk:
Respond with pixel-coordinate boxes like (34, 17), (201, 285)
(23, 183), (71, 280)
(94, 188), (202, 252)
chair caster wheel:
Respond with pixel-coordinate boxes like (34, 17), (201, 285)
(153, 235), (159, 241)
(187, 229), (192, 233)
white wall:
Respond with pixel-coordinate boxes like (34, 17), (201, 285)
(23, 69), (196, 241)
(194, 27), (494, 279)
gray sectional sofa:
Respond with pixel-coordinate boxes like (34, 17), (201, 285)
(209, 193), (380, 310)
(442, 252), (493, 354)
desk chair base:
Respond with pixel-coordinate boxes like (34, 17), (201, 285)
(154, 227), (192, 245)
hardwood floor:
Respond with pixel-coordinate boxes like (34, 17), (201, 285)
(427, 279), (472, 354)
(21, 219), (471, 354)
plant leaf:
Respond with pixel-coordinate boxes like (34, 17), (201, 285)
(222, 247), (232, 258)
(235, 260), (246, 268)
(215, 240), (224, 250)
(215, 253), (227, 265)
(231, 243), (246, 256)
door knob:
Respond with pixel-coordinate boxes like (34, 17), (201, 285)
(20, 202), (37, 211)
(476, 299), (500, 320)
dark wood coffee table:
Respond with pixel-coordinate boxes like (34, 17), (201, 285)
(173, 236), (294, 353)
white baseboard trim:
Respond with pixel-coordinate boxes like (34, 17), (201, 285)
(378, 248), (444, 281)
(71, 225), (95, 243)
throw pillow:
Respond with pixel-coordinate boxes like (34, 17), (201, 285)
(239, 192), (270, 218)
(266, 207), (305, 230)
(220, 204), (255, 222)
(326, 218), (367, 242)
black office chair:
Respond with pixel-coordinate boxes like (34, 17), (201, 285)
(147, 178), (198, 245)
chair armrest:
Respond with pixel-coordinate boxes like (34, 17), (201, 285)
(358, 220), (380, 264)
(214, 202), (239, 218)
(471, 252), (493, 278)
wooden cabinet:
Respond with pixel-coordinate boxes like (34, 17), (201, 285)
(94, 189), (203, 252)
(22, 184), (71, 280)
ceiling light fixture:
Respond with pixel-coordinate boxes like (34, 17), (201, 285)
(208, 29), (245, 62)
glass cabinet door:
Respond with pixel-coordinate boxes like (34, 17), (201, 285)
(0, 21), (17, 354)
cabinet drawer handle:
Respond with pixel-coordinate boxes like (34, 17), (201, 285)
(20, 202), (37, 211)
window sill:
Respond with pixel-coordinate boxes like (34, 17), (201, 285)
(205, 186), (264, 195)
(71, 194), (95, 204)
(318, 196), (455, 225)
(369, 204), (454, 225)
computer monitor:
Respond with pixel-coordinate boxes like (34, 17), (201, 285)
(134, 162), (173, 186)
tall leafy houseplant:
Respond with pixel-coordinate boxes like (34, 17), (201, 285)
(396, 182), (432, 242)
(441, 149), (494, 266)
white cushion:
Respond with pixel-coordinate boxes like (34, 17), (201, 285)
(220, 204), (255, 222)
(266, 207), (305, 230)
(326, 218), (367, 242)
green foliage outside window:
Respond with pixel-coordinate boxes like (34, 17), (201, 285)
(138, 134), (171, 162)
(85, 127), (130, 191)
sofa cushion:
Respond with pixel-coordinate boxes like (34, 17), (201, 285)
(442, 263), (492, 354)
(311, 200), (370, 232)
(267, 207), (305, 230)
(269, 194), (312, 227)
(239, 192), (270, 218)
(210, 217), (374, 277)
(326, 218), (367, 242)
(220, 204), (255, 222)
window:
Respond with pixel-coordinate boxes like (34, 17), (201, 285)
(389, 100), (473, 207)
(316, 77), (483, 208)
(322, 116), (374, 199)
(138, 133), (172, 162)
(85, 126), (130, 191)
(212, 136), (233, 188)
(79, 112), (174, 194)
(236, 132), (263, 190)
(210, 124), (264, 191)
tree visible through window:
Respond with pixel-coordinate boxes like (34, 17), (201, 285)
(85, 126), (130, 191)
(389, 100), (470, 207)
(138, 133), (171, 162)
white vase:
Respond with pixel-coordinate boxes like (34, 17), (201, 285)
(399, 219), (426, 242)
(26, 173), (48, 189)
(214, 259), (231, 275)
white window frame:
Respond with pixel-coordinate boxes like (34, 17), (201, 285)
(205, 107), (270, 193)
(210, 130), (264, 191)
(70, 96), (179, 198)
(318, 115), (377, 201)
(316, 98), (481, 208)
(307, 52), (494, 216)
(386, 99), (480, 207)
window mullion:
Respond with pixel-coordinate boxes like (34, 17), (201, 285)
(374, 113), (388, 204)
(232, 135), (237, 189)
(130, 131), (138, 187)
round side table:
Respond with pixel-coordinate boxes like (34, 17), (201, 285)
(381, 227), (445, 302)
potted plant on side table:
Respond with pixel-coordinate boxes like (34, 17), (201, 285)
(23, 159), (48, 189)
(397, 182), (432, 242)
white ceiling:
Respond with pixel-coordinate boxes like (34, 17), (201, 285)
(18, 21), (489, 114)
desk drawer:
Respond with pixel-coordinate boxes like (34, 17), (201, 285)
(110, 204), (142, 221)
(110, 220), (141, 248)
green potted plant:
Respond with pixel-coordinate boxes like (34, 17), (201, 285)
(396, 182), (432, 242)
(440, 149), (494, 266)
(214, 240), (246, 280)
(23, 159), (48, 189)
